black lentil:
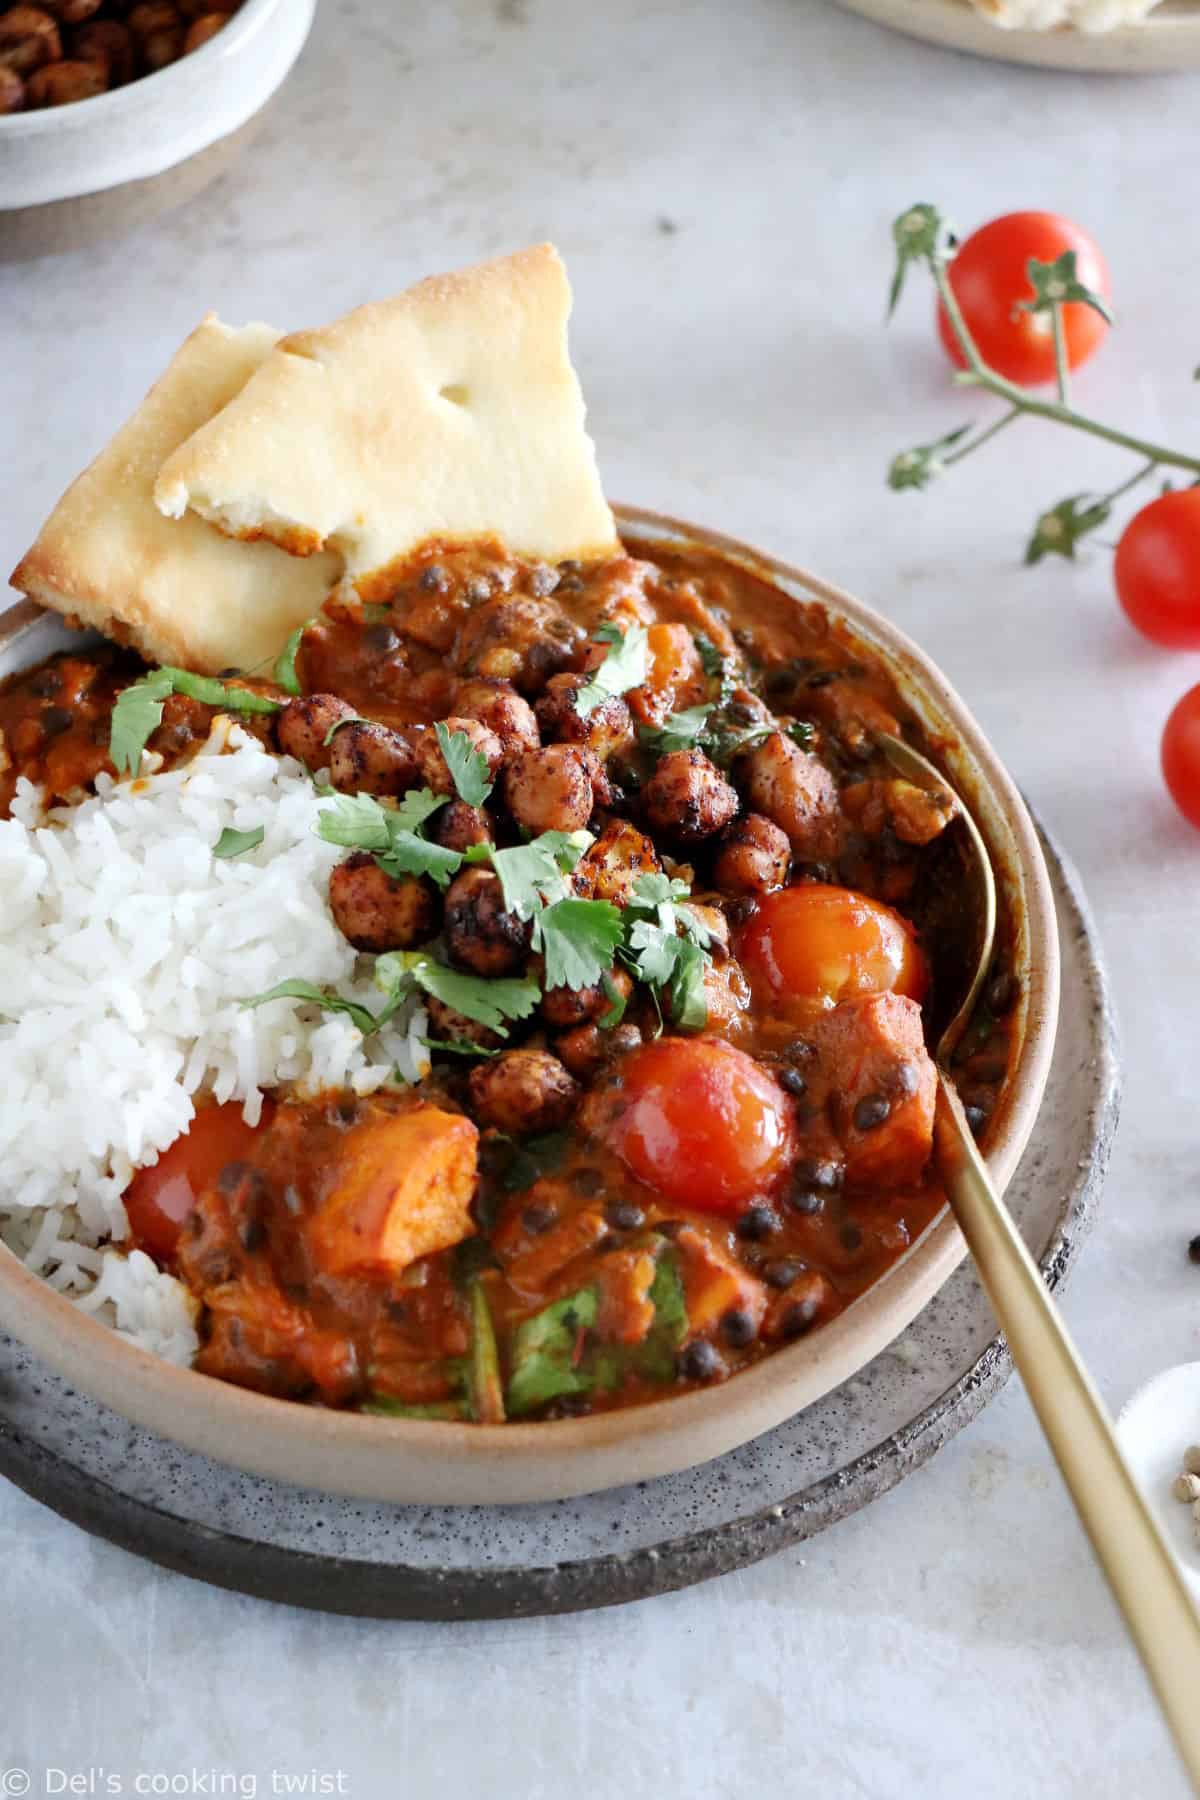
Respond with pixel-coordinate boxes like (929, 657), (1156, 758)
(853, 1093), (892, 1132)
(736, 1204), (780, 1242)
(679, 1340), (726, 1382)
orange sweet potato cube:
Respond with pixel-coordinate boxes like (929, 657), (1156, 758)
(819, 992), (936, 1191)
(307, 1106), (478, 1281)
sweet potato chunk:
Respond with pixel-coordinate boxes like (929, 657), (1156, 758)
(674, 1224), (768, 1337)
(818, 992), (936, 1191)
(307, 1106), (478, 1281)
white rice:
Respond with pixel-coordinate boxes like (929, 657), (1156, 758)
(0, 717), (431, 1363)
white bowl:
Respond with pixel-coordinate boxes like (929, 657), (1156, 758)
(0, 0), (315, 249)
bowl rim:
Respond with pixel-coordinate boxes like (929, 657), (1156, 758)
(0, 504), (1061, 1505)
(0, 0), (284, 139)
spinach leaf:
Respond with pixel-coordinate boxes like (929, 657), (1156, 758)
(506, 1286), (599, 1417)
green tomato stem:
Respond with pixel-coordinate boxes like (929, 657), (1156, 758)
(943, 405), (1022, 467)
(931, 259), (1200, 479)
(1051, 302), (1071, 407)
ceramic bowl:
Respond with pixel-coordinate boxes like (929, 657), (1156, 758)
(0, 0), (315, 257)
(0, 505), (1060, 1504)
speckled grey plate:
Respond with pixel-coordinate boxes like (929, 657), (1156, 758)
(0, 827), (1118, 1618)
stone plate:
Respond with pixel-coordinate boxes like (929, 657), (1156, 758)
(0, 829), (1118, 1619)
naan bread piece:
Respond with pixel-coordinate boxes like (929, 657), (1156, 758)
(153, 244), (620, 590)
(11, 317), (342, 676)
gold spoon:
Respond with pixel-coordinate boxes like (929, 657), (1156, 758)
(878, 731), (1200, 1785)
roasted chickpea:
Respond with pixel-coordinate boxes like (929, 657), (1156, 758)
(642, 749), (739, 844)
(535, 672), (633, 761)
(0, 8), (62, 75)
(416, 717), (503, 796)
(739, 732), (841, 863)
(177, 0), (236, 17)
(329, 853), (438, 954)
(556, 1021), (643, 1082)
(503, 743), (596, 837)
(328, 719), (419, 798)
(451, 678), (540, 757)
(275, 694), (358, 772)
(431, 800), (493, 853)
(126, 1), (179, 33)
(467, 1050), (580, 1136)
(0, 63), (24, 107)
(41, 0), (102, 21)
(25, 54), (104, 100)
(540, 964), (632, 1030)
(71, 17), (133, 81)
(443, 867), (531, 977)
(183, 9), (226, 49)
(424, 994), (505, 1052)
(711, 812), (791, 896)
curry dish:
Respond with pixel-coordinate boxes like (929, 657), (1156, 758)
(0, 538), (1018, 1422)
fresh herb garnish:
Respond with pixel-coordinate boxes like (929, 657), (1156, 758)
(573, 621), (649, 718)
(316, 788), (459, 889)
(239, 979), (383, 1035)
(620, 872), (712, 1032)
(435, 721), (494, 807)
(375, 951), (540, 1036)
(110, 669), (282, 775)
(638, 703), (714, 755)
(598, 970), (628, 1030)
(273, 620), (313, 696)
(212, 824), (265, 859)
(420, 1036), (501, 1059)
(467, 829), (591, 918)
(536, 897), (624, 993)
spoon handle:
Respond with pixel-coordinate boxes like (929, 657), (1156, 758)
(936, 1074), (1200, 1784)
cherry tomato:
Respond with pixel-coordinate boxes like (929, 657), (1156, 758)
(600, 1037), (795, 1216)
(737, 884), (928, 1010)
(1114, 489), (1200, 650)
(123, 1100), (267, 1260)
(936, 212), (1110, 387)
(1162, 683), (1200, 830)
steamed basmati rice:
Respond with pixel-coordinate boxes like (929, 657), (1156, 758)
(0, 718), (430, 1362)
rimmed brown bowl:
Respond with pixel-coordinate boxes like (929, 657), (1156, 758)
(0, 505), (1059, 1504)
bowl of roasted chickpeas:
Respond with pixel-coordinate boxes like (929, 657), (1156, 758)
(0, 0), (315, 254)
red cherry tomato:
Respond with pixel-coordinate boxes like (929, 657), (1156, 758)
(123, 1100), (267, 1260)
(600, 1037), (795, 1217)
(1114, 489), (1200, 650)
(936, 212), (1110, 387)
(737, 884), (928, 1011)
(1162, 684), (1200, 830)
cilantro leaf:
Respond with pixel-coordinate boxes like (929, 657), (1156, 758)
(273, 620), (313, 696)
(212, 825), (265, 859)
(393, 787), (451, 833)
(535, 897), (623, 992)
(574, 622), (649, 717)
(668, 939), (709, 1032)
(239, 979), (381, 1035)
(620, 871), (711, 1031)
(599, 970), (627, 1029)
(316, 792), (395, 853)
(470, 829), (592, 919)
(375, 951), (539, 1036)
(421, 1037), (500, 1059)
(380, 832), (463, 890)
(435, 721), (494, 806)
(638, 703), (713, 755)
(110, 668), (283, 776)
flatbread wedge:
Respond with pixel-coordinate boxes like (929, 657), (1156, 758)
(10, 317), (342, 676)
(153, 244), (619, 590)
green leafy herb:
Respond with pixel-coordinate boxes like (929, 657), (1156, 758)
(506, 1286), (599, 1417)
(239, 979), (382, 1035)
(273, 620), (312, 696)
(638, 703), (713, 755)
(573, 622), (649, 717)
(212, 824), (265, 860)
(466, 1281), (506, 1423)
(634, 1250), (690, 1382)
(375, 951), (540, 1036)
(110, 668), (283, 776)
(599, 970), (627, 1030)
(620, 872), (711, 1032)
(421, 1036), (500, 1059)
(360, 1397), (467, 1421)
(316, 788), (459, 889)
(470, 829), (591, 918)
(535, 897), (624, 993)
(435, 721), (494, 807)
(322, 713), (372, 747)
